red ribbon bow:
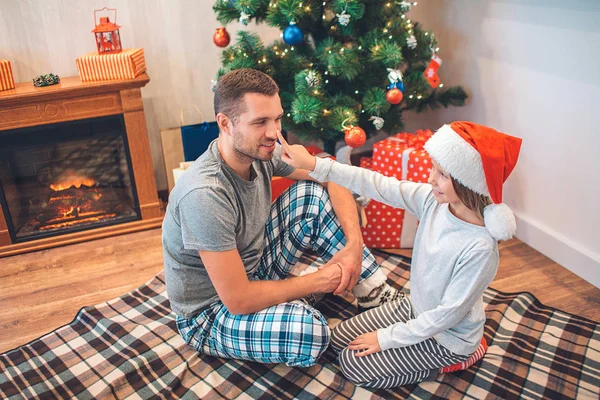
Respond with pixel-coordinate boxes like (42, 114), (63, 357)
(389, 129), (433, 149)
(408, 129), (433, 149)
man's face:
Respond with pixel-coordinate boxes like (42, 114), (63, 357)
(229, 93), (284, 162)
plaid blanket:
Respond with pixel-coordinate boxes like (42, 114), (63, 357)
(1, 251), (598, 399)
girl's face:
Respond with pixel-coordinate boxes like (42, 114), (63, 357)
(428, 159), (461, 205)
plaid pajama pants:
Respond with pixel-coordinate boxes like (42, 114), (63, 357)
(177, 181), (380, 367)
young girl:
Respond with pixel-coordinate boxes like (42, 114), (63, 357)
(276, 122), (522, 388)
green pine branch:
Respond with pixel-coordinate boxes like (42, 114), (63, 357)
(213, 0), (468, 146)
(402, 86), (468, 113)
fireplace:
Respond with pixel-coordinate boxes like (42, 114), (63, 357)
(0, 74), (162, 257)
(1, 115), (141, 242)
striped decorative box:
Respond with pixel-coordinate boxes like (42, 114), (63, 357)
(0, 60), (15, 91)
(76, 48), (146, 82)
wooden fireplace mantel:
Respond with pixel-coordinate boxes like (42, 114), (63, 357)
(0, 73), (163, 257)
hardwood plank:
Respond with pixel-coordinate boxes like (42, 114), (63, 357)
(0, 218), (163, 258)
(0, 229), (164, 352)
(0, 230), (598, 354)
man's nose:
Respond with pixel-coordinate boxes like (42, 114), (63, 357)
(266, 123), (279, 138)
(266, 128), (278, 139)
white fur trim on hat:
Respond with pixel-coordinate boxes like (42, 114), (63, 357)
(483, 203), (516, 241)
(424, 124), (490, 197)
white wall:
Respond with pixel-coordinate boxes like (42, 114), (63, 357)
(401, 0), (600, 287)
(1, 0), (598, 286)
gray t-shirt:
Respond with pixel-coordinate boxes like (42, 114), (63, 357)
(162, 140), (295, 318)
(310, 157), (498, 356)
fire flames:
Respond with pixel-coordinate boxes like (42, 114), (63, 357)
(49, 172), (97, 192)
(37, 172), (117, 231)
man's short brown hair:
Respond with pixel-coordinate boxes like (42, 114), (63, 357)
(214, 68), (279, 123)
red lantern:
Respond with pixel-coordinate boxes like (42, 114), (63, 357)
(92, 7), (122, 54)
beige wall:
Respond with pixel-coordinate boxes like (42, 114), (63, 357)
(0, 0), (281, 192)
(1, 0), (599, 286)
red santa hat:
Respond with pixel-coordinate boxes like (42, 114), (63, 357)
(424, 121), (522, 240)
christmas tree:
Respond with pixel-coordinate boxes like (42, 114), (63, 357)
(213, 0), (467, 153)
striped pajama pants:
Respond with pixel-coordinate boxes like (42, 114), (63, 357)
(331, 296), (470, 388)
(177, 181), (381, 367)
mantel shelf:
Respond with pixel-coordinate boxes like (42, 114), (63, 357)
(0, 73), (150, 107)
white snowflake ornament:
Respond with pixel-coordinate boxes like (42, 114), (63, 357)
(398, 1), (412, 11)
(387, 68), (403, 84)
(369, 116), (385, 130)
(337, 10), (351, 26)
(239, 11), (250, 25)
(406, 35), (417, 49)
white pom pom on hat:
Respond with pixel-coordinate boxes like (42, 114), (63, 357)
(483, 203), (517, 241)
(423, 122), (523, 241)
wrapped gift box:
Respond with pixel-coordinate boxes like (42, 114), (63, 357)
(271, 145), (334, 201)
(271, 176), (296, 201)
(172, 161), (193, 187)
(305, 145), (334, 159)
(360, 130), (433, 248)
(359, 157), (408, 248)
(0, 60), (15, 91)
(372, 130), (433, 183)
(76, 48), (146, 82)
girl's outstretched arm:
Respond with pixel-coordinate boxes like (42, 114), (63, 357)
(277, 131), (430, 216)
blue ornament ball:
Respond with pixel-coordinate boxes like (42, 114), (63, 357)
(386, 81), (405, 92)
(283, 24), (303, 45)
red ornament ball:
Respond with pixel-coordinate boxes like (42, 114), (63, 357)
(386, 88), (403, 104)
(344, 126), (367, 148)
(213, 27), (230, 48)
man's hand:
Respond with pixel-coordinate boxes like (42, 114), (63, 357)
(315, 262), (343, 293)
(276, 130), (317, 171)
(348, 331), (382, 357)
(328, 244), (363, 295)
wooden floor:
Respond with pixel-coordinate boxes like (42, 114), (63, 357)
(1, 228), (599, 353)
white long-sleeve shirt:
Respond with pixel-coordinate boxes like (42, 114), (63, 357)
(310, 157), (498, 355)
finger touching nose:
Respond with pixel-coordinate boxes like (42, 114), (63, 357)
(276, 130), (288, 147)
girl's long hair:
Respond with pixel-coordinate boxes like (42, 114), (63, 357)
(451, 178), (492, 221)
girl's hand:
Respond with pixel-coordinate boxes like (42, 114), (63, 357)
(276, 130), (317, 171)
(348, 331), (382, 357)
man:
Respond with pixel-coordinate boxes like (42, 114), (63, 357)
(162, 68), (398, 367)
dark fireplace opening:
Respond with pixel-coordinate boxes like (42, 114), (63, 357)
(0, 115), (141, 243)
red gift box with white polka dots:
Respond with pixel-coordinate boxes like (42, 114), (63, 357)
(360, 130), (433, 248)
